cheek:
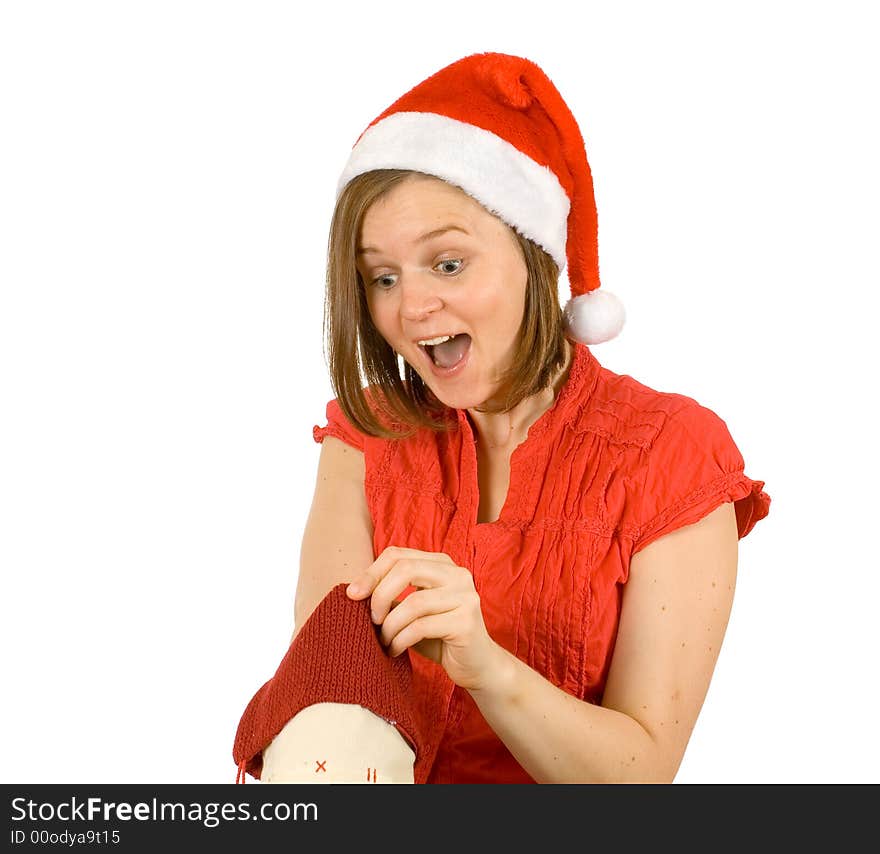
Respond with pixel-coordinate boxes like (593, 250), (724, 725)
(469, 275), (524, 326)
(364, 293), (397, 337)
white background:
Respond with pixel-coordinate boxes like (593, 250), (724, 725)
(2, 1), (877, 785)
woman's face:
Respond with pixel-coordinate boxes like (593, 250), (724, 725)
(356, 175), (527, 411)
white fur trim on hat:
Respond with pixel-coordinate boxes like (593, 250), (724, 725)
(336, 111), (570, 270)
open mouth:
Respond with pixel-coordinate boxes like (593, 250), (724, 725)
(419, 333), (472, 369)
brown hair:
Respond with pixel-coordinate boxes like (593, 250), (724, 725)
(323, 169), (571, 440)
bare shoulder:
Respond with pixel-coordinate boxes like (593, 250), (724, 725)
(292, 436), (374, 640)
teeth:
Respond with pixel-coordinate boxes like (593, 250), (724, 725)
(418, 334), (455, 346)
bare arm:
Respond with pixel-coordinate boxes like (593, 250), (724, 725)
(467, 501), (739, 782)
(291, 436), (375, 642)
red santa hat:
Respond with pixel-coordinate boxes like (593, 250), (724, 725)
(336, 51), (625, 346)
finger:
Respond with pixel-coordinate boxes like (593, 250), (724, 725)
(346, 546), (447, 599)
(370, 560), (463, 624)
(345, 551), (393, 598)
(378, 588), (460, 646)
(386, 611), (455, 658)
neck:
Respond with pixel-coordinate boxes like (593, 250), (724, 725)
(467, 339), (574, 450)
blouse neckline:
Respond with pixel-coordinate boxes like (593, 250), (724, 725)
(456, 341), (600, 528)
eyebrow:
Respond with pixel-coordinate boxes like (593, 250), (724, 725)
(356, 225), (470, 256)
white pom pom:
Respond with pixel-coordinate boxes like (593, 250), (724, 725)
(563, 289), (626, 345)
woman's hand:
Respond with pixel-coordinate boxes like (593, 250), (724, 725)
(346, 546), (498, 691)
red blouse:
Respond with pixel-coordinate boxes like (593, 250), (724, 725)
(312, 341), (770, 783)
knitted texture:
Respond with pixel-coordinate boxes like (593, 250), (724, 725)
(233, 583), (430, 783)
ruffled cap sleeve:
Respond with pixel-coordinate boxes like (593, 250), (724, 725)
(313, 398), (366, 452)
(632, 403), (770, 556)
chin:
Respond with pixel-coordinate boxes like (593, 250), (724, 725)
(426, 385), (489, 412)
(410, 356), (494, 411)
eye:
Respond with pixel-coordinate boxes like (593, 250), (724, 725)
(370, 273), (397, 289)
(435, 258), (463, 275)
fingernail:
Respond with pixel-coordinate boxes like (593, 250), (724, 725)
(347, 582), (363, 596)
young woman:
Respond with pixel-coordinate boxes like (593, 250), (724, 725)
(234, 51), (770, 784)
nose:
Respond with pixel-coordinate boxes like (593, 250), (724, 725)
(398, 272), (444, 322)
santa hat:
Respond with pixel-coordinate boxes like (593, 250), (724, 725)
(336, 51), (625, 345)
